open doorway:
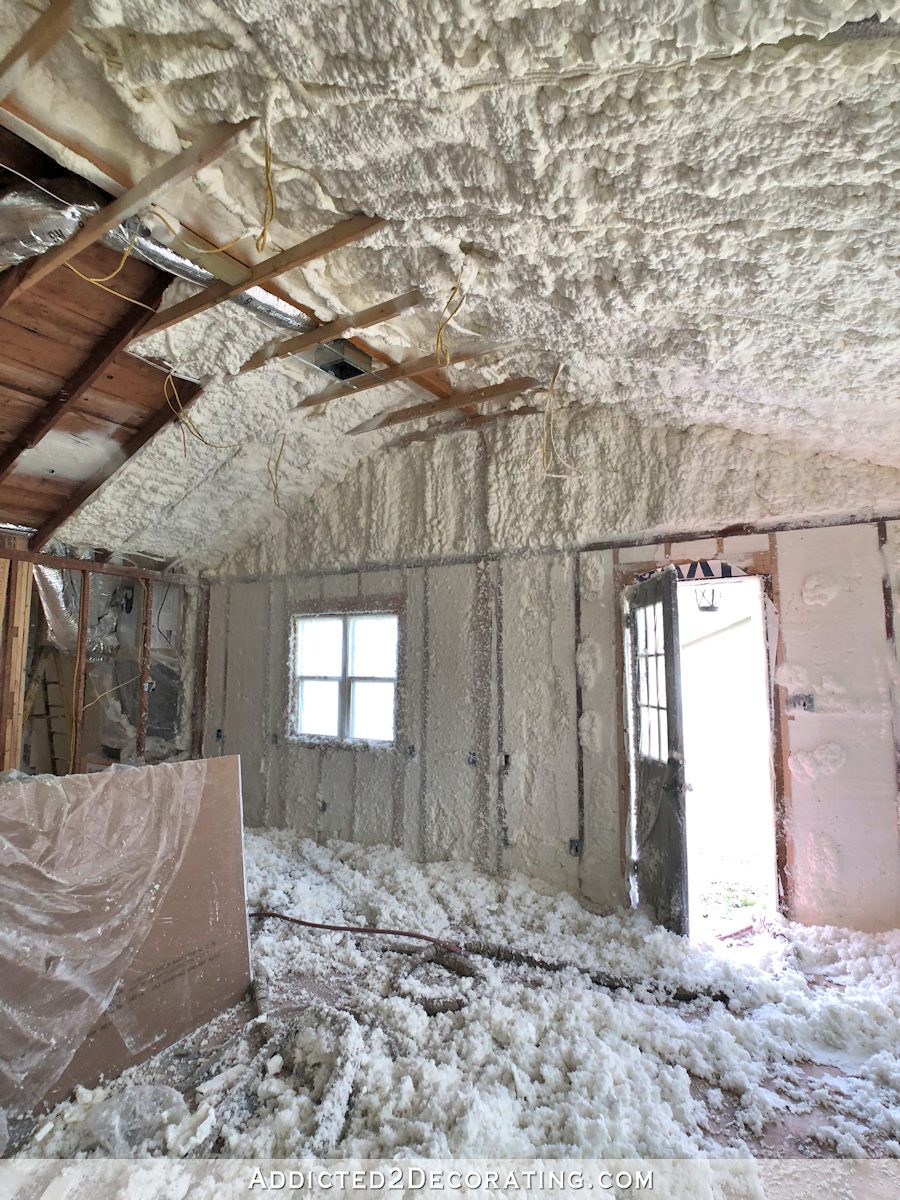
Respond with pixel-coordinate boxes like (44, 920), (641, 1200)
(676, 574), (776, 941)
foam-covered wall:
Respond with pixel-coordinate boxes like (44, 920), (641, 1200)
(207, 522), (900, 930)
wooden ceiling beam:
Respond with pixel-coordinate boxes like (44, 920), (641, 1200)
(348, 375), (539, 435)
(0, 0), (74, 103)
(387, 403), (544, 448)
(132, 213), (387, 340)
(238, 287), (423, 375)
(300, 343), (507, 409)
(2, 117), (256, 303)
(0, 275), (169, 485)
(31, 377), (204, 549)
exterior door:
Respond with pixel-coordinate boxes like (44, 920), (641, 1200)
(625, 568), (688, 934)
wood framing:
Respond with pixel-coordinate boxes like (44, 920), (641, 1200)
(386, 402), (543, 448)
(0, 545), (194, 586)
(3, 117), (256, 301)
(238, 288), (423, 375)
(349, 375), (538, 434)
(133, 214), (387, 340)
(0, 0), (74, 102)
(30, 378), (204, 548)
(0, 275), (170, 485)
(0, 540), (33, 769)
(301, 343), (507, 409)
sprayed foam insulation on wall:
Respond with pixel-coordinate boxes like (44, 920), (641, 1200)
(0, 2), (897, 568)
(205, 522), (900, 929)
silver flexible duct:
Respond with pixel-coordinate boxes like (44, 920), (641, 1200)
(0, 182), (316, 336)
(32, 566), (119, 661)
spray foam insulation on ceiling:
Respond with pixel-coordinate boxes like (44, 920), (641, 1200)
(0, 1), (898, 568)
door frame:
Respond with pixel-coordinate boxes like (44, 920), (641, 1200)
(612, 542), (792, 919)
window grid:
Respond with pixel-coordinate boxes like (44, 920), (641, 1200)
(634, 600), (668, 763)
(292, 612), (398, 744)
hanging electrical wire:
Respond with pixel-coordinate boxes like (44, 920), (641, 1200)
(256, 133), (277, 254)
(266, 430), (288, 512)
(531, 364), (579, 479)
(434, 262), (466, 366)
(163, 372), (241, 456)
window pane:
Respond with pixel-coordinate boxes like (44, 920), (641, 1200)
(295, 616), (343, 677)
(659, 708), (669, 761)
(648, 708), (659, 760)
(349, 680), (395, 742)
(348, 614), (398, 679)
(298, 679), (339, 737)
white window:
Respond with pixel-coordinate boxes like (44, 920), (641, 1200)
(290, 612), (399, 744)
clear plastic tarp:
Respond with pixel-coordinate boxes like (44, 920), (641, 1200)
(0, 761), (205, 1110)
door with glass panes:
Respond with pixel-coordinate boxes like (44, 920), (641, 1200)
(624, 568), (688, 935)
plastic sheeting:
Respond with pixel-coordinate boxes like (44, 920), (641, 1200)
(0, 761), (205, 1110)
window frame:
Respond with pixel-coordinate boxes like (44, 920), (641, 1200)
(288, 600), (402, 748)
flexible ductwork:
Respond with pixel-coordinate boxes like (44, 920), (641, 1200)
(32, 565), (119, 661)
(0, 181), (318, 338)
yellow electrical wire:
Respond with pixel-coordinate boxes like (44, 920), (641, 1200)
(163, 372), (241, 456)
(149, 206), (248, 256)
(266, 430), (287, 512)
(529, 364), (579, 479)
(75, 221), (142, 284)
(435, 263), (466, 366)
(64, 262), (160, 310)
(256, 135), (276, 254)
(82, 672), (143, 713)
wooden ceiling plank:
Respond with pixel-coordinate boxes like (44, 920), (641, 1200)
(3, 117), (256, 301)
(348, 375), (539, 435)
(300, 343), (508, 409)
(0, 0), (74, 103)
(238, 287), (423, 375)
(0, 274), (169, 484)
(133, 213), (386, 340)
(31, 379), (204, 548)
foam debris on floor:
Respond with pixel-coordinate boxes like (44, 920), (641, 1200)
(16, 829), (900, 1161)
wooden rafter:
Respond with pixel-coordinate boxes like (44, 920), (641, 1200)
(2, 117), (256, 302)
(132, 214), (387, 340)
(386, 403), (544, 448)
(0, 0), (74, 102)
(299, 343), (508, 409)
(238, 287), (423, 375)
(31, 377), (204, 549)
(348, 376), (539, 435)
(0, 274), (169, 485)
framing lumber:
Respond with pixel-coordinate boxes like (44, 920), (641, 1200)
(31, 377), (204, 549)
(0, 275), (170, 485)
(135, 578), (153, 762)
(132, 213), (387, 340)
(300, 343), (508, 409)
(0, 543), (33, 769)
(0, 0), (74, 103)
(0, 544), (195, 586)
(387, 403), (543, 448)
(4, 117), (256, 300)
(349, 376), (539, 434)
(238, 288), (423, 375)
